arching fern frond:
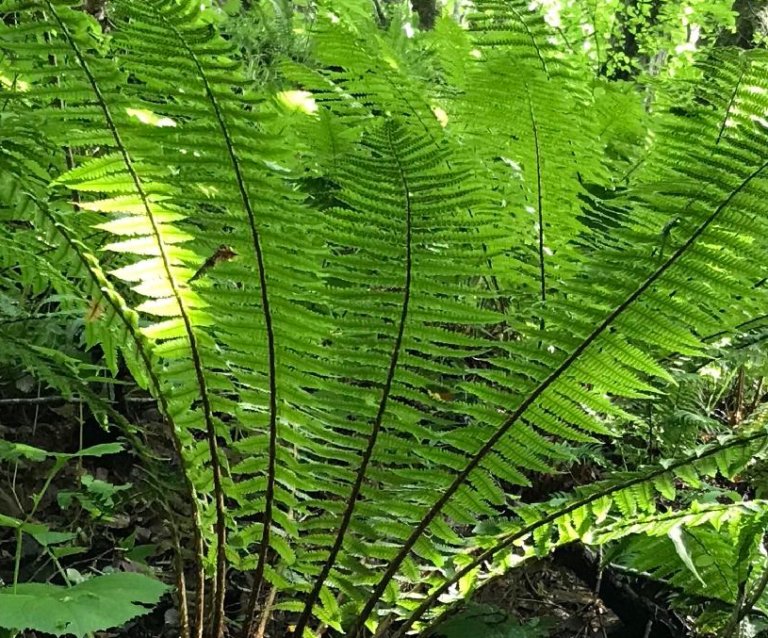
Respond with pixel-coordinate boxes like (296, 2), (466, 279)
(392, 412), (768, 634)
(348, 47), (768, 636)
(436, 40), (607, 305)
(1, 1), (228, 630)
(7, 3), (768, 638)
(0, 67), (204, 635)
(605, 509), (768, 621)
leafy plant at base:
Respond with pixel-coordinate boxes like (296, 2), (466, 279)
(0, 442), (168, 638)
(4, 1), (768, 637)
(0, 573), (169, 638)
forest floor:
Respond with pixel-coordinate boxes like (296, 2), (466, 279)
(0, 398), (671, 638)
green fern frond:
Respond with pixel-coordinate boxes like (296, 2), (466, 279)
(602, 508), (768, 622)
(8, 2), (768, 636)
(393, 412), (768, 634)
(349, 47), (768, 633)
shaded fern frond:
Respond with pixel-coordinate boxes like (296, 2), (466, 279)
(393, 413), (768, 634)
(349, 47), (768, 633)
(8, 2), (768, 636)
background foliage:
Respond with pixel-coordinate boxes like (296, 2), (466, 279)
(4, 1), (768, 637)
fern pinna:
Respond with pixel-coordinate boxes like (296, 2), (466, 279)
(4, 0), (768, 637)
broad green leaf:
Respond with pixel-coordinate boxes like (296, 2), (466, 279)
(0, 573), (169, 638)
(29, 529), (76, 547)
(0, 441), (48, 462)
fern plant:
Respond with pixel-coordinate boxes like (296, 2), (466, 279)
(4, 1), (768, 637)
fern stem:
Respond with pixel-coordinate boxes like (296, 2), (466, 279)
(348, 158), (768, 637)
(716, 59), (746, 145)
(142, 9), (281, 634)
(293, 121), (415, 637)
(254, 585), (277, 638)
(170, 518), (191, 638)
(527, 89), (546, 304)
(509, 4), (549, 74)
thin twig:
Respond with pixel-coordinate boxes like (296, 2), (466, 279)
(254, 586), (277, 638)
(0, 395), (155, 405)
(749, 377), (763, 415)
(642, 619), (652, 638)
(170, 525), (191, 638)
(0, 396), (71, 404)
